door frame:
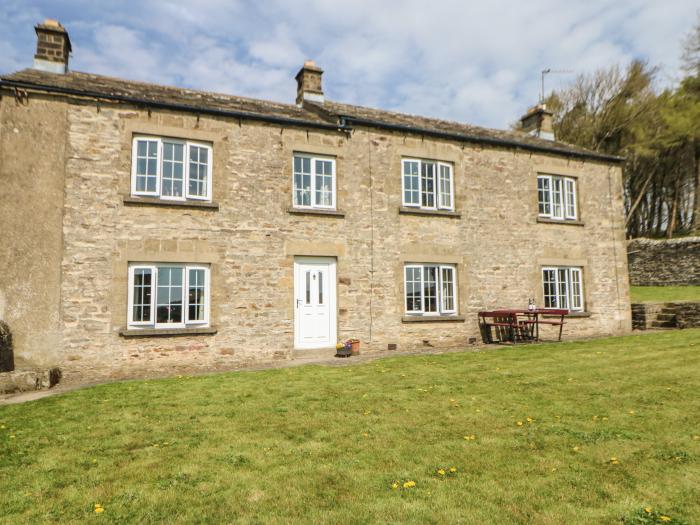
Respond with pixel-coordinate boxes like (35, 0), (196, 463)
(293, 256), (337, 349)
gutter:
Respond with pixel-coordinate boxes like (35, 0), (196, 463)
(0, 78), (349, 133)
(339, 115), (625, 164)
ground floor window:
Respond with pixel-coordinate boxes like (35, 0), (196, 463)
(542, 266), (583, 311)
(128, 263), (210, 328)
(404, 264), (457, 315)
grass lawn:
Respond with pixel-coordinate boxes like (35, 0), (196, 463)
(2, 330), (700, 524)
(630, 285), (700, 304)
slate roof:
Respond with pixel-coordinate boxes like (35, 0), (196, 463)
(0, 68), (622, 163)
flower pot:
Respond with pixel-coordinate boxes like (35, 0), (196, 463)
(349, 339), (360, 356)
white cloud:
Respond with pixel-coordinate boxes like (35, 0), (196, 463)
(1, 0), (698, 128)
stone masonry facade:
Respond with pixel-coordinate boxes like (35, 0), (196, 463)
(0, 22), (632, 379)
(627, 237), (700, 286)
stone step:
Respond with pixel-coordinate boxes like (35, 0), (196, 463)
(651, 320), (678, 328)
(655, 313), (677, 321)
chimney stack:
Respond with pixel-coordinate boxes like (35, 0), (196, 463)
(519, 104), (554, 141)
(295, 60), (324, 105)
(33, 19), (71, 74)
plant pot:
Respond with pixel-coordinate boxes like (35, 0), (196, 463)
(349, 339), (360, 356)
(335, 346), (351, 358)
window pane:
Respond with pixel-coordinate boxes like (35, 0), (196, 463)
(570, 269), (583, 310)
(188, 145), (210, 198)
(565, 178), (576, 219)
(542, 269), (557, 308)
(305, 271), (311, 305)
(157, 267), (183, 324)
(552, 177), (563, 219)
(538, 176), (551, 215)
(318, 271), (323, 305)
(405, 267), (422, 312)
(134, 139), (159, 194)
(421, 162), (435, 208)
(132, 268), (152, 322)
(403, 161), (420, 205)
(423, 266), (438, 312)
(188, 268), (206, 321)
(438, 165), (452, 209)
(314, 159), (333, 207)
(440, 267), (455, 312)
(557, 268), (569, 309)
(293, 155), (312, 207)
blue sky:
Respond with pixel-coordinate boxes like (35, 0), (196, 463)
(1, 1), (697, 129)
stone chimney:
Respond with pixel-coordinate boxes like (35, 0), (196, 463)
(520, 104), (554, 141)
(295, 60), (324, 105)
(33, 19), (72, 74)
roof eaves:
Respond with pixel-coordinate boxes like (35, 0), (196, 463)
(0, 77), (346, 133)
(337, 114), (624, 164)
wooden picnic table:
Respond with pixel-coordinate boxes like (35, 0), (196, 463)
(478, 308), (569, 344)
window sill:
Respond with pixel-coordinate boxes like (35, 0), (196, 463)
(118, 326), (218, 338)
(399, 207), (461, 218)
(537, 217), (584, 226)
(287, 207), (345, 218)
(541, 312), (592, 318)
(123, 196), (219, 210)
(402, 315), (466, 323)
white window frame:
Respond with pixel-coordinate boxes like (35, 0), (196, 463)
(537, 174), (577, 220)
(292, 153), (336, 210)
(402, 158), (454, 211)
(404, 263), (458, 316)
(541, 266), (584, 312)
(127, 263), (211, 329)
(131, 136), (213, 202)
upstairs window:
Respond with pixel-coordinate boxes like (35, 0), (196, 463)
(404, 264), (457, 315)
(293, 154), (336, 209)
(131, 136), (212, 201)
(402, 159), (454, 210)
(128, 263), (210, 329)
(541, 266), (584, 311)
(538, 174), (577, 220)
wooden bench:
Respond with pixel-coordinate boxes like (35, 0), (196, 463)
(536, 309), (568, 341)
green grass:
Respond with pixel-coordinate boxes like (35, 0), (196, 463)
(2, 330), (700, 524)
(630, 285), (700, 303)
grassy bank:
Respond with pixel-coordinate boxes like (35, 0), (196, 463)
(1, 329), (699, 524)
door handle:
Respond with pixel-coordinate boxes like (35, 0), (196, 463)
(296, 299), (302, 308)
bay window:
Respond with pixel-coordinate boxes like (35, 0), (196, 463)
(293, 154), (336, 209)
(538, 174), (577, 220)
(402, 159), (454, 210)
(131, 136), (212, 201)
(128, 263), (210, 328)
(404, 264), (458, 315)
(541, 266), (584, 311)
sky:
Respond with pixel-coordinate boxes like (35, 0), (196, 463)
(1, 1), (697, 129)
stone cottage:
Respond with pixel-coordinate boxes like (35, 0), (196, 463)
(0, 20), (631, 376)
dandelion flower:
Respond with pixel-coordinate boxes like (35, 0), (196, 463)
(449, 467), (457, 473)
(437, 469), (446, 476)
(644, 507), (652, 514)
(391, 482), (399, 490)
(517, 421), (524, 426)
(403, 480), (416, 488)
(572, 446), (580, 452)
(610, 457), (620, 465)
(629, 410), (635, 415)
(659, 516), (671, 522)
(526, 417), (534, 423)
(94, 503), (104, 514)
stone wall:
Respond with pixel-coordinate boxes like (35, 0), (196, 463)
(1, 93), (632, 377)
(627, 237), (700, 286)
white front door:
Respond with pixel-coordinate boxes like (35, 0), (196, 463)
(294, 257), (336, 349)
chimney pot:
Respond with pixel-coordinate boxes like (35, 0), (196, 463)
(520, 103), (555, 141)
(33, 19), (71, 74)
(295, 60), (324, 105)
